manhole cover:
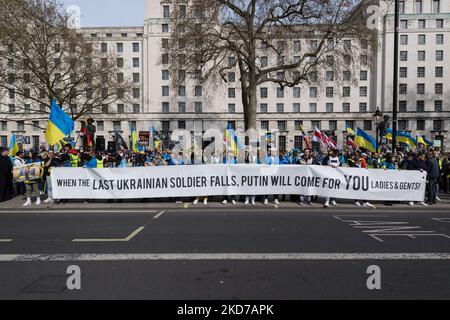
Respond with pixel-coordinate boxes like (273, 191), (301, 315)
(21, 275), (67, 294)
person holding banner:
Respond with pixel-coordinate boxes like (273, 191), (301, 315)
(323, 149), (340, 208)
(0, 147), (14, 202)
(299, 149), (313, 206)
(23, 159), (43, 207)
(263, 149), (280, 206)
(222, 148), (238, 205)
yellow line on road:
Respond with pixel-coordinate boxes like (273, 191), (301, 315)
(72, 226), (145, 243)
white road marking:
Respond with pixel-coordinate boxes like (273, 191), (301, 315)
(432, 218), (450, 223)
(0, 239), (13, 243)
(153, 210), (166, 220)
(72, 226), (145, 243)
(0, 253), (449, 262)
(0, 210), (158, 214)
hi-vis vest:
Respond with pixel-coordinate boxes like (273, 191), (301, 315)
(96, 159), (104, 168)
(69, 154), (79, 168)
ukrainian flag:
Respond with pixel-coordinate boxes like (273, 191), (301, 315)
(45, 100), (74, 146)
(225, 123), (244, 156)
(131, 124), (143, 153)
(397, 131), (417, 147)
(8, 133), (19, 158)
(385, 128), (393, 140)
(346, 127), (356, 136)
(355, 128), (376, 152)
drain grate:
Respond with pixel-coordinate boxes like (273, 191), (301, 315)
(21, 275), (67, 294)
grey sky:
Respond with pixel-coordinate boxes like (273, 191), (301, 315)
(61, 0), (146, 27)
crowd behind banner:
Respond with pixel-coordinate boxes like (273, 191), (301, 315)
(0, 142), (449, 208)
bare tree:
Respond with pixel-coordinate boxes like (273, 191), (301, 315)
(0, 0), (133, 127)
(167, 0), (376, 135)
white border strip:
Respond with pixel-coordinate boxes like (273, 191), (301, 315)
(0, 253), (449, 262)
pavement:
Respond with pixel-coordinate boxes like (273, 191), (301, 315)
(0, 201), (448, 300)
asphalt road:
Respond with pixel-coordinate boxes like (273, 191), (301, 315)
(0, 207), (449, 300)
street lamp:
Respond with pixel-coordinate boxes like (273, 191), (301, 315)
(373, 108), (383, 153)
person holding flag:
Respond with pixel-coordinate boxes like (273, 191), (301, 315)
(45, 99), (75, 148)
(355, 128), (376, 153)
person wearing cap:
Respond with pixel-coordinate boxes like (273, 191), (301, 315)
(0, 147), (14, 202)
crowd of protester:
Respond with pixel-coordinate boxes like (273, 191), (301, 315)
(0, 144), (449, 208)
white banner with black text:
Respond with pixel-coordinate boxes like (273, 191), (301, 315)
(50, 165), (427, 201)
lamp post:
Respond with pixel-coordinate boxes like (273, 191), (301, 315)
(392, 0), (400, 152)
(373, 108), (383, 153)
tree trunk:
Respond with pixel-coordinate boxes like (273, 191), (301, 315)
(245, 83), (257, 132)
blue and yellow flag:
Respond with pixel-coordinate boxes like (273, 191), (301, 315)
(225, 123), (244, 156)
(355, 128), (376, 152)
(130, 124), (143, 153)
(397, 131), (417, 147)
(45, 100), (74, 146)
(8, 133), (19, 158)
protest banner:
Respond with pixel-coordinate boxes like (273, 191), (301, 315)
(50, 165), (427, 201)
(13, 163), (42, 183)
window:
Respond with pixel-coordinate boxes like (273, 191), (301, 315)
(195, 86), (203, 97)
(435, 100), (443, 112)
(162, 24), (169, 33)
(162, 86), (169, 97)
(311, 121), (321, 130)
(417, 120), (425, 131)
(162, 102), (170, 113)
(418, 20), (426, 29)
(415, 0), (422, 14)
(343, 71), (351, 81)
(162, 39), (169, 49)
(400, 35), (408, 45)
(399, 84), (408, 95)
(178, 86), (186, 97)
(162, 121), (170, 133)
(17, 121), (24, 131)
(417, 83), (425, 95)
(400, 20), (408, 29)
(178, 121), (186, 130)
(277, 103), (284, 113)
(343, 87), (351, 97)
(418, 34), (426, 45)
(277, 87), (284, 98)
(294, 136), (303, 149)
(360, 71), (368, 81)
(228, 104), (235, 113)
(293, 87), (301, 98)
(293, 103), (301, 113)
(228, 88), (236, 98)
(102, 105), (109, 114)
(162, 70), (169, 80)
(359, 103), (368, 113)
(260, 103), (268, 113)
(433, 120), (443, 131)
(101, 43), (107, 53)
(436, 19), (443, 29)
(178, 102), (186, 113)
(326, 71), (334, 81)
(133, 73), (140, 83)
(8, 89), (14, 99)
(436, 50), (443, 61)
(435, 83), (443, 95)
(417, 67), (425, 78)
(113, 121), (121, 131)
(326, 87), (334, 98)
(346, 120), (355, 130)
(0, 121), (7, 131)
(417, 51), (425, 61)
(400, 67), (408, 78)
(116, 43), (123, 53)
(9, 104), (15, 113)
(399, 120), (408, 131)
(309, 103), (317, 113)
(342, 103), (350, 113)
(228, 72), (235, 82)
(133, 43), (139, 53)
(309, 87), (317, 98)
(295, 121), (303, 131)
(195, 102), (202, 113)
(417, 100), (425, 112)
(260, 56), (268, 67)
(326, 103), (334, 113)
(228, 56), (236, 67)
(163, 5), (170, 18)
(359, 87), (367, 97)
(399, 1), (405, 13)
(260, 87), (268, 98)
(436, 67), (443, 77)
(261, 121), (269, 131)
(117, 104), (125, 114)
(133, 58), (140, 68)
(329, 121), (338, 131)
(433, 0), (440, 13)
(278, 121), (287, 132)
(400, 51), (408, 61)
(364, 120), (372, 131)
(117, 58), (124, 68)
(399, 101), (407, 112)
(436, 34), (444, 45)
